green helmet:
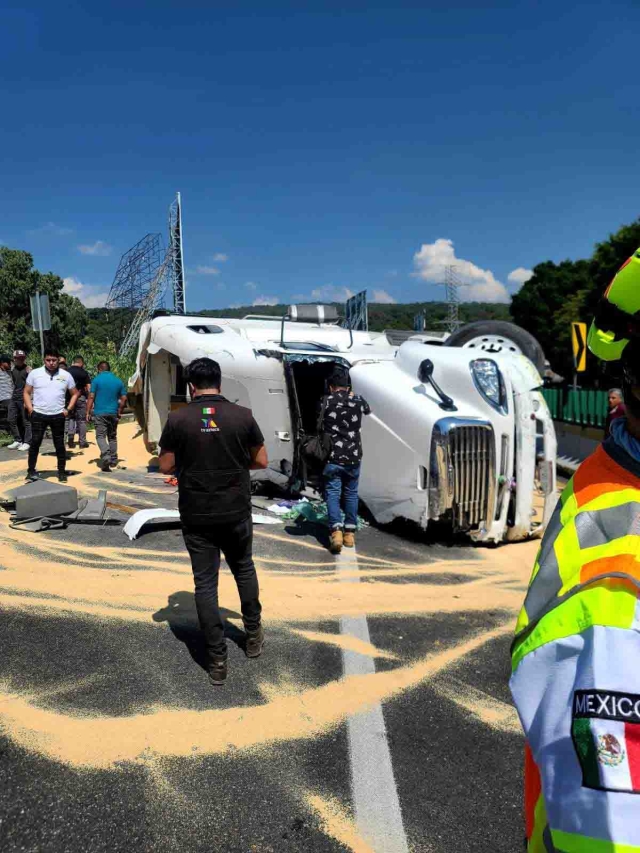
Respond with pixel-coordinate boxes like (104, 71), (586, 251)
(588, 247), (640, 361)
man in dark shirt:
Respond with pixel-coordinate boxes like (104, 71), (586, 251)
(158, 357), (268, 686)
(7, 350), (31, 450)
(321, 367), (370, 554)
(66, 355), (91, 449)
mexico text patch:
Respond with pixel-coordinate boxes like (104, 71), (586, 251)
(572, 690), (640, 793)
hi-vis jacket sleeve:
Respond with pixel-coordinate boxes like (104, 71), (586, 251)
(510, 442), (640, 852)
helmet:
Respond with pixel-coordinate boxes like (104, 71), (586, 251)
(587, 248), (640, 361)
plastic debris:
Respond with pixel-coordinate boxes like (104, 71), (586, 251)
(280, 500), (368, 530)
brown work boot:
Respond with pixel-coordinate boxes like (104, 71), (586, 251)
(330, 529), (343, 554)
(207, 654), (228, 686)
(245, 625), (265, 659)
(343, 531), (355, 548)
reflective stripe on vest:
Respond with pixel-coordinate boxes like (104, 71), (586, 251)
(512, 444), (640, 669)
(552, 829), (640, 852)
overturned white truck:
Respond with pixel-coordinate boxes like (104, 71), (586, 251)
(130, 306), (557, 544)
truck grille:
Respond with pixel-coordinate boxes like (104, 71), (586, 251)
(429, 419), (497, 530)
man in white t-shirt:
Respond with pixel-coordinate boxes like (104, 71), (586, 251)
(24, 348), (79, 482)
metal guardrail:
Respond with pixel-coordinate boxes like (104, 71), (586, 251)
(542, 387), (609, 429)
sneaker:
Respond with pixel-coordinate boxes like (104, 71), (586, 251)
(245, 625), (265, 659)
(7, 441), (21, 450)
(330, 530), (343, 554)
(58, 472), (68, 483)
(207, 655), (228, 686)
(18, 443), (30, 451)
(101, 460), (111, 472)
(79, 442), (90, 449)
(67, 440), (75, 449)
(25, 471), (39, 482)
(343, 531), (355, 548)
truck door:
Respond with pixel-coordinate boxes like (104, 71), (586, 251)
(235, 352), (294, 486)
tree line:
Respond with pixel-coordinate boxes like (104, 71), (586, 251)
(511, 219), (640, 385)
(0, 247), (135, 378)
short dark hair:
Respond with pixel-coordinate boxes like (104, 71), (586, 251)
(0, 354), (11, 365)
(73, 355), (84, 364)
(329, 367), (350, 388)
(186, 357), (222, 390)
(97, 361), (110, 371)
(44, 348), (59, 358)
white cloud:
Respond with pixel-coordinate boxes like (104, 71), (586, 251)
(245, 281), (258, 290)
(371, 289), (396, 304)
(310, 284), (355, 302)
(507, 267), (534, 287)
(63, 276), (109, 308)
(196, 265), (220, 275)
(62, 276), (83, 294)
(78, 240), (111, 257)
(28, 222), (74, 236)
(213, 253), (229, 262)
(413, 238), (510, 303)
(253, 295), (280, 306)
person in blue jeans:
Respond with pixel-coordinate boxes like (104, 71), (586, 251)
(321, 368), (370, 554)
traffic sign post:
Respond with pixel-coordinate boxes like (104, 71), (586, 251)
(571, 321), (587, 391)
(30, 291), (52, 359)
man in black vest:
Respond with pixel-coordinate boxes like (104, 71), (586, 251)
(158, 357), (268, 686)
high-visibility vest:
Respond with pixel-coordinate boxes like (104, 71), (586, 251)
(511, 438), (640, 852)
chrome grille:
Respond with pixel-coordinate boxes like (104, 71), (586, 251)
(429, 418), (497, 530)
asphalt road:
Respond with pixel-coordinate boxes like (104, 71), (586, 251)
(0, 429), (537, 852)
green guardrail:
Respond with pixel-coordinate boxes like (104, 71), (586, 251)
(542, 387), (609, 429)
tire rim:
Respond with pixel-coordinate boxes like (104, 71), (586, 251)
(458, 334), (524, 357)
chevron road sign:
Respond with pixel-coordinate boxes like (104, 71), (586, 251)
(572, 321), (587, 372)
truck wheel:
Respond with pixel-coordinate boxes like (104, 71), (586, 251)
(444, 321), (546, 374)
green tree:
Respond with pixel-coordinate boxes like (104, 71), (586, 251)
(0, 246), (88, 361)
(511, 259), (591, 378)
(512, 218), (640, 382)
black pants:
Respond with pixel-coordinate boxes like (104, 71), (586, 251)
(8, 393), (32, 444)
(182, 516), (262, 658)
(28, 412), (66, 474)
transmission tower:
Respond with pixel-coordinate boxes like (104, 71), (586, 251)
(169, 192), (186, 314)
(105, 234), (166, 349)
(443, 265), (462, 333)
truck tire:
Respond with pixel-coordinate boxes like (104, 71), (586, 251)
(444, 321), (546, 374)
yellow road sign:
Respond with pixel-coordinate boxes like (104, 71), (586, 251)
(572, 322), (587, 372)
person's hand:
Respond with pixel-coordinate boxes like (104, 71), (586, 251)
(62, 408), (69, 417)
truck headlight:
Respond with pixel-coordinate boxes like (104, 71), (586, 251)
(471, 359), (507, 413)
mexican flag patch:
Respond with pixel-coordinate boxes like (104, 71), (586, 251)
(202, 407), (216, 414)
(572, 690), (640, 792)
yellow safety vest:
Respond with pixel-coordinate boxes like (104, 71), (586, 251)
(511, 439), (640, 852)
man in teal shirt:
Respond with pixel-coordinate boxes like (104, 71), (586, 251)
(87, 361), (128, 472)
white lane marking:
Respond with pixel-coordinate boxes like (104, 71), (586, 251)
(336, 546), (410, 853)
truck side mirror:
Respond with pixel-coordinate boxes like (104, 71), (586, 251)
(418, 359), (434, 383)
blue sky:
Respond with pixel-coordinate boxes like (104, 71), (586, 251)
(2, 0), (639, 311)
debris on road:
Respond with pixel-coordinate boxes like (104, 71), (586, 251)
(123, 508), (282, 540)
(280, 499), (369, 530)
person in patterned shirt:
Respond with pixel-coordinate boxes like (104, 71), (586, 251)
(321, 367), (370, 554)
